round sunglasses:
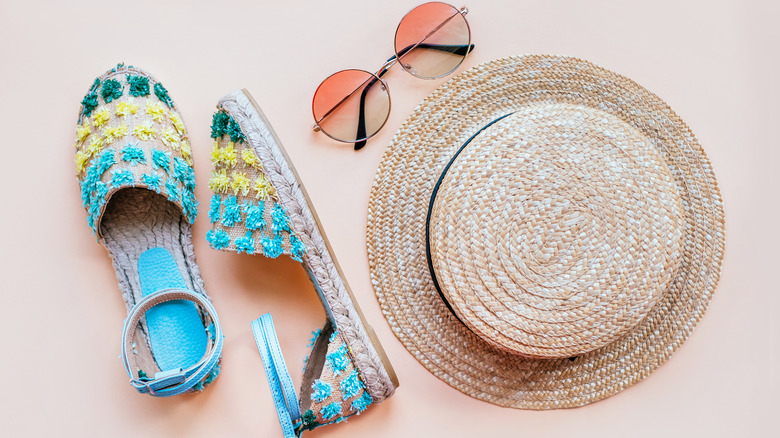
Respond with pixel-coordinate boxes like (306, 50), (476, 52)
(312, 2), (473, 150)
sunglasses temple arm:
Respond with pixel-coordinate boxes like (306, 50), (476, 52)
(354, 93), (368, 151)
(354, 66), (392, 151)
(354, 55), (400, 150)
(354, 81), (373, 150)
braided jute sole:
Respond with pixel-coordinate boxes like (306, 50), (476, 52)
(219, 89), (398, 403)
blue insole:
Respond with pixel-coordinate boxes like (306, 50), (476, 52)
(138, 247), (207, 372)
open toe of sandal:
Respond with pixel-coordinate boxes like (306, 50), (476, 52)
(205, 89), (397, 433)
(74, 64), (223, 396)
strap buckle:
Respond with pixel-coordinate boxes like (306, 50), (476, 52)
(121, 288), (224, 397)
(131, 368), (187, 396)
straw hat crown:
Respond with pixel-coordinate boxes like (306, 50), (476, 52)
(427, 104), (685, 359)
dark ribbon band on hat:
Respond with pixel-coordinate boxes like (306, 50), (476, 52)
(425, 113), (513, 325)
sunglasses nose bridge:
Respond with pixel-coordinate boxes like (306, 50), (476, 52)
(376, 58), (399, 78)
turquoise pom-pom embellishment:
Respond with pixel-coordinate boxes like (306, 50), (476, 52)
(271, 203), (291, 236)
(97, 149), (116, 175)
(173, 157), (196, 189)
(142, 173), (161, 193)
(311, 379), (332, 403)
(339, 370), (364, 400)
(151, 149), (172, 173)
(208, 194), (222, 224)
(181, 190), (198, 223)
(165, 178), (180, 203)
(290, 234), (306, 262)
(121, 144), (145, 165)
(326, 345), (349, 377)
(110, 168), (134, 188)
(261, 234), (283, 258)
(244, 201), (265, 231)
(321, 402), (342, 421)
(206, 229), (230, 250)
(235, 231), (255, 255)
(350, 392), (373, 414)
(221, 196), (241, 227)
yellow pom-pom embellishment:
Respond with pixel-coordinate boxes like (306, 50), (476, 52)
(133, 121), (155, 141)
(209, 170), (230, 194)
(220, 143), (237, 167)
(231, 171), (251, 196)
(92, 108), (111, 128)
(75, 150), (91, 174)
(102, 124), (128, 145)
(169, 111), (186, 134)
(76, 124), (91, 146)
(210, 141), (221, 166)
(86, 137), (104, 157)
(160, 128), (181, 150)
(253, 173), (276, 199)
(211, 142), (240, 167)
(180, 140), (193, 165)
(146, 101), (166, 123)
(116, 100), (139, 117)
(241, 148), (261, 168)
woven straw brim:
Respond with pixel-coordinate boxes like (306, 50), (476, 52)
(366, 55), (725, 409)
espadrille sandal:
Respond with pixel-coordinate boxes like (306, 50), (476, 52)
(205, 89), (398, 435)
(74, 64), (223, 397)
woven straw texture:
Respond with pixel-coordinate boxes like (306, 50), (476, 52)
(429, 105), (685, 358)
(367, 55), (725, 409)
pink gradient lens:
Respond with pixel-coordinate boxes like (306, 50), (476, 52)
(394, 2), (471, 79)
(312, 69), (391, 143)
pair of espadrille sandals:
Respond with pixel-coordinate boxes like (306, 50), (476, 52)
(74, 65), (397, 435)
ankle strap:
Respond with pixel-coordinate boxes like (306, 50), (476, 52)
(251, 313), (300, 437)
(121, 288), (224, 397)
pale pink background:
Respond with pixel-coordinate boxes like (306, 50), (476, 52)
(0, 0), (777, 436)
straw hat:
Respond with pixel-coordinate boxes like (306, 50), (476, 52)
(366, 54), (725, 409)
